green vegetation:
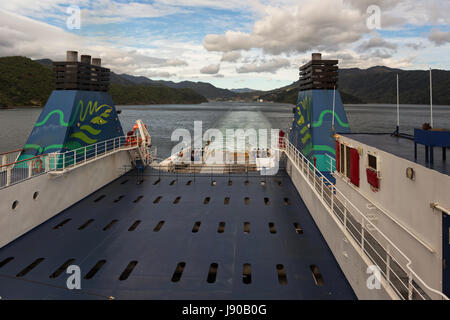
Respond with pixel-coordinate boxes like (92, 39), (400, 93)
(0, 56), (207, 107)
(109, 84), (207, 105)
(0, 56), (53, 107)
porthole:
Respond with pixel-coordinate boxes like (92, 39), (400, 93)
(12, 200), (19, 210)
(33, 191), (39, 200)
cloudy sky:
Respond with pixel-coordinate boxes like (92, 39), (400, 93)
(0, 0), (449, 90)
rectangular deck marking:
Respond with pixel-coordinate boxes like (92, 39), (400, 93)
(192, 222), (201, 233)
(154, 221), (165, 232)
(224, 197), (230, 205)
(153, 196), (162, 203)
(103, 220), (118, 231)
(173, 196), (181, 204)
(310, 265), (324, 286)
(244, 197), (250, 205)
(133, 195), (143, 203)
(153, 178), (160, 185)
(218, 222), (226, 233)
(276, 264), (288, 285)
(293, 222), (303, 234)
(244, 222), (250, 234)
(0, 257), (14, 268)
(120, 180), (128, 185)
(16, 258), (45, 277)
(78, 219), (94, 230)
(119, 261), (138, 280)
(228, 180), (232, 186)
(170, 180), (176, 186)
(207, 263), (218, 283)
(171, 262), (186, 282)
(186, 180), (192, 185)
(204, 197), (210, 204)
(53, 218), (71, 230)
(114, 195), (124, 203)
(84, 260), (106, 279)
(269, 222), (277, 234)
(94, 195), (105, 203)
(284, 197), (291, 205)
(264, 197), (270, 205)
(243, 263), (252, 284)
(128, 220), (141, 231)
(50, 258), (76, 278)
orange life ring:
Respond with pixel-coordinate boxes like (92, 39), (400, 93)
(33, 158), (43, 174)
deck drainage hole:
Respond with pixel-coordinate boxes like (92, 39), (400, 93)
(244, 222), (250, 234)
(33, 191), (39, 200)
(192, 222), (201, 233)
(310, 265), (325, 286)
(293, 223), (303, 234)
(94, 195), (106, 203)
(207, 263), (218, 283)
(119, 261), (138, 281)
(264, 197), (270, 205)
(133, 195), (144, 203)
(0, 257), (14, 268)
(120, 180), (128, 185)
(170, 180), (176, 186)
(276, 264), (288, 285)
(103, 220), (118, 231)
(171, 262), (186, 282)
(217, 222), (225, 233)
(78, 219), (94, 230)
(84, 260), (106, 279)
(16, 258), (45, 278)
(260, 181), (266, 186)
(50, 258), (76, 278)
(186, 180), (192, 186)
(128, 220), (141, 231)
(243, 263), (252, 284)
(204, 197), (210, 204)
(154, 221), (165, 232)
(224, 197), (230, 205)
(53, 218), (71, 230)
(211, 181), (216, 186)
(277, 180), (282, 186)
(12, 200), (19, 210)
(153, 196), (162, 203)
(244, 197), (250, 205)
(173, 196), (181, 204)
(284, 197), (291, 205)
(269, 222), (277, 234)
(114, 195), (125, 203)
(244, 180), (249, 186)
(228, 180), (232, 186)
(136, 179), (144, 185)
(153, 178), (161, 185)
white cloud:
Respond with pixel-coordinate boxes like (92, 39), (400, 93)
(428, 29), (450, 46)
(357, 36), (397, 51)
(200, 63), (220, 74)
(236, 58), (290, 73)
(163, 58), (188, 67)
(221, 51), (241, 62)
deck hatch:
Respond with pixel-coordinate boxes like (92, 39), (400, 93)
(243, 263), (252, 284)
(0, 257), (14, 268)
(276, 264), (288, 285)
(53, 218), (71, 230)
(119, 261), (138, 281)
(171, 262), (186, 282)
(310, 265), (324, 286)
(78, 219), (94, 230)
(103, 220), (118, 231)
(50, 258), (76, 278)
(154, 221), (165, 232)
(84, 260), (106, 279)
(128, 220), (141, 231)
(16, 258), (44, 277)
(207, 263), (218, 283)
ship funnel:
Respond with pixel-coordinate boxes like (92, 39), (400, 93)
(311, 53), (322, 61)
(80, 55), (91, 64)
(92, 58), (102, 67)
(66, 51), (78, 62)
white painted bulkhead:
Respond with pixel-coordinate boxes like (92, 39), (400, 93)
(335, 135), (449, 294)
(0, 150), (132, 248)
(285, 156), (395, 299)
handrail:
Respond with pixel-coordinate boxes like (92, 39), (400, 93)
(0, 153), (48, 169)
(278, 137), (448, 300)
(0, 148), (23, 156)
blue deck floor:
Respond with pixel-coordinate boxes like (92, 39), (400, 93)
(0, 168), (355, 299)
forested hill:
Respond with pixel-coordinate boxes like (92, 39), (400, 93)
(0, 56), (207, 107)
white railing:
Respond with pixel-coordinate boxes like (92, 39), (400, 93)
(279, 137), (448, 300)
(325, 153), (336, 172)
(0, 135), (139, 189)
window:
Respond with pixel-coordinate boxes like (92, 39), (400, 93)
(340, 144), (345, 174)
(345, 146), (351, 179)
(368, 154), (377, 171)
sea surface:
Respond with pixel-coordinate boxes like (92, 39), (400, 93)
(0, 102), (449, 159)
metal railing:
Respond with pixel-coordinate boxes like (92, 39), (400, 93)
(0, 135), (139, 189)
(278, 137), (448, 300)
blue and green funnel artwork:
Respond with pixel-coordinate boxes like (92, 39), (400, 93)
(289, 89), (351, 172)
(18, 90), (124, 162)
